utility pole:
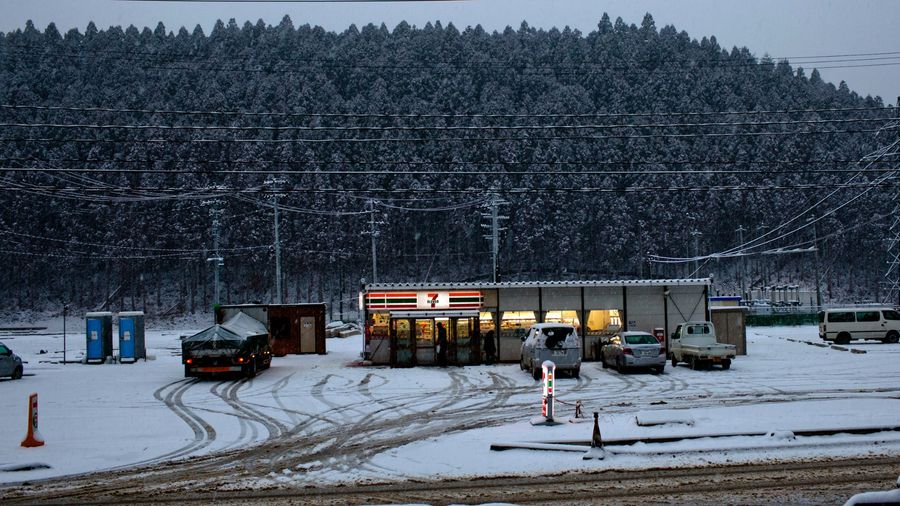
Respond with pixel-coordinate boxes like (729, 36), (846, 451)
(266, 177), (286, 304)
(810, 215), (823, 309)
(367, 200), (379, 284)
(690, 229), (702, 278)
(481, 194), (508, 283)
(756, 225), (770, 293)
(735, 225), (746, 300)
(202, 195), (225, 307)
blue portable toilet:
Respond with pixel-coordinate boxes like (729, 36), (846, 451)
(118, 311), (146, 362)
(85, 312), (113, 363)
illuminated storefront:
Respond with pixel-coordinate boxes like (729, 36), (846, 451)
(361, 280), (710, 366)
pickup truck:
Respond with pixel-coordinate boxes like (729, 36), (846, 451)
(669, 321), (736, 370)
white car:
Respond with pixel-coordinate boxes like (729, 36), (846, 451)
(519, 323), (581, 380)
(818, 308), (900, 344)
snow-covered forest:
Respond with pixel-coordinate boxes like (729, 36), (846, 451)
(0, 13), (894, 315)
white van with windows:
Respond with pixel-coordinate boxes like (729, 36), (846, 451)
(818, 308), (900, 344)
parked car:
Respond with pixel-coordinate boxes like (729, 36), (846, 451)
(519, 323), (581, 380)
(599, 331), (665, 374)
(0, 341), (24, 380)
(670, 321), (736, 370)
(818, 308), (900, 344)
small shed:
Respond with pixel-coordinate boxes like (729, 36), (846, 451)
(216, 303), (326, 356)
(711, 306), (748, 355)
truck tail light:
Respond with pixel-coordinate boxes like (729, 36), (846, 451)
(623, 348), (633, 356)
(236, 357), (245, 364)
(659, 347), (666, 355)
(185, 358), (193, 364)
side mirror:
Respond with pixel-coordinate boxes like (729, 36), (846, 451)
(520, 336), (526, 342)
(671, 333), (679, 340)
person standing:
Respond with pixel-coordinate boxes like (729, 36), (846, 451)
(436, 322), (448, 368)
(483, 329), (496, 365)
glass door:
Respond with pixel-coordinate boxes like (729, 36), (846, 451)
(415, 319), (436, 365)
(391, 318), (415, 367)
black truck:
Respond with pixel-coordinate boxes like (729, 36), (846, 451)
(182, 312), (273, 378)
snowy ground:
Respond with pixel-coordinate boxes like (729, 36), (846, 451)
(1, 319), (899, 489)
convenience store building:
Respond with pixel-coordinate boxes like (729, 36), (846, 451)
(361, 279), (710, 367)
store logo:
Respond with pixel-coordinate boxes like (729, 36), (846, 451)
(428, 293), (439, 308)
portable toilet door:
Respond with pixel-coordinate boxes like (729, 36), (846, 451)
(85, 312), (113, 363)
(118, 311), (145, 362)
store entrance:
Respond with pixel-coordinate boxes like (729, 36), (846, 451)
(389, 311), (480, 367)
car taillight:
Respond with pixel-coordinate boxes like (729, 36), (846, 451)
(623, 348), (633, 355)
(185, 358), (193, 364)
(236, 357), (245, 364)
(659, 348), (666, 355)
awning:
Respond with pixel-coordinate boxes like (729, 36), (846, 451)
(389, 310), (480, 318)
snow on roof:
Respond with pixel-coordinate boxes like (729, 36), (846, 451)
(85, 311), (113, 317)
(365, 278), (710, 291)
(117, 311), (144, 317)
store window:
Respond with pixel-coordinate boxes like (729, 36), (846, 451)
(500, 311), (536, 339)
(371, 312), (390, 339)
(479, 311), (496, 335)
(543, 310), (581, 333)
(585, 309), (621, 337)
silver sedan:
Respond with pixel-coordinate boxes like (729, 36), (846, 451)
(600, 331), (665, 374)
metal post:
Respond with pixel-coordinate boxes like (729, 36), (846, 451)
(63, 304), (68, 365)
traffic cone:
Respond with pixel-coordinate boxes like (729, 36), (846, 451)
(21, 393), (45, 448)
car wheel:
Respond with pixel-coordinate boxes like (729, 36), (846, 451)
(532, 366), (542, 381)
(616, 357), (624, 373)
(245, 361), (257, 379)
(572, 367), (580, 379)
(652, 365), (663, 375)
(883, 331), (899, 344)
(689, 356), (698, 370)
(722, 359), (732, 370)
(601, 355), (609, 369)
(836, 333), (851, 345)
(671, 355), (678, 367)
(11, 366), (23, 380)
(184, 364), (192, 378)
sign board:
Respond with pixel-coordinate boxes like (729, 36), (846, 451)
(367, 291), (482, 310)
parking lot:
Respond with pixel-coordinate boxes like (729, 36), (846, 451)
(2, 323), (900, 499)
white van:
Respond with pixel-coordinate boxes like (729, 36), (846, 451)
(818, 308), (900, 344)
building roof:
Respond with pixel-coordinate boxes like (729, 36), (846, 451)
(364, 279), (710, 291)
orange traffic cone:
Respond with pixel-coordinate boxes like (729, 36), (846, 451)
(21, 393), (45, 448)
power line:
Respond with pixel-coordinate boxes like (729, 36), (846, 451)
(1, 128), (893, 145)
(0, 116), (889, 133)
(1, 181), (896, 195)
(1, 103), (891, 120)
(5, 46), (900, 74)
(1, 164), (897, 177)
